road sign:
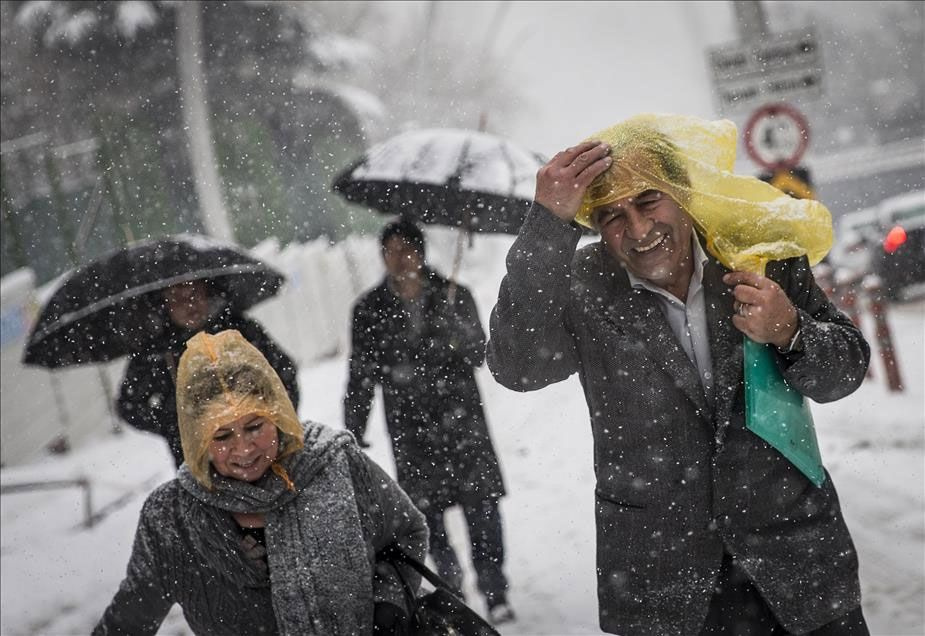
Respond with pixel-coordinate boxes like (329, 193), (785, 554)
(744, 103), (810, 171)
(708, 29), (823, 115)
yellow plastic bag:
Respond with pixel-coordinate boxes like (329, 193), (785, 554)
(576, 113), (833, 275)
(176, 329), (303, 488)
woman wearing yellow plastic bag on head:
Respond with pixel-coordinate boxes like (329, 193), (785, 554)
(487, 113), (871, 635)
(95, 329), (428, 636)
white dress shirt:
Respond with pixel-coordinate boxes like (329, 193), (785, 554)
(626, 234), (715, 403)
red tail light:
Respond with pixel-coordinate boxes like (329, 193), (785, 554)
(883, 225), (907, 254)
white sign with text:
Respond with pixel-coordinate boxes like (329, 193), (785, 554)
(708, 29), (824, 114)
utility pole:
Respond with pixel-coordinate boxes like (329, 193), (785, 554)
(176, 0), (234, 241)
(407, 1), (439, 73)
(732, 0), (769, 40)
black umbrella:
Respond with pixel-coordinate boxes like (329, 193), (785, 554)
(23, 235), (285, 368)
(332, 128), (546, 234)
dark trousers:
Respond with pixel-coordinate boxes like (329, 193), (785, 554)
(423, 498), (508, 608)
(700, 552), (870, 636)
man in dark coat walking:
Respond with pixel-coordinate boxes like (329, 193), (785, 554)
(488, 118), (870, 635)
(117, 279), (299, 467)
(344, 219), (513, 624)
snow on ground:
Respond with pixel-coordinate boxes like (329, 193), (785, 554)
(1, 274), (923, 635)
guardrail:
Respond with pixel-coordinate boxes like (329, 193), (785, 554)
(1, 478), (93, 527)
(814, 263), (905, 392)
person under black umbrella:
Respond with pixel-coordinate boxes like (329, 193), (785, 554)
(117, 278), (299, 467)
(22, 234), (300, 469)
(332, 128), (564, 300)
(344, 219), (515, 626)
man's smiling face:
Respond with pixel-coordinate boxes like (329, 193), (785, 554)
(592, 189), (695, 295)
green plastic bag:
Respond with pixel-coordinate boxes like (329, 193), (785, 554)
(744, 337), (825, 487)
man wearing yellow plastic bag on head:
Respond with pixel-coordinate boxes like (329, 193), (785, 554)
(487, 114), (871, 635)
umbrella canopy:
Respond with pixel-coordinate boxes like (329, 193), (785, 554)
(22, 235), (285, 368)
(332, 128), (546, 234)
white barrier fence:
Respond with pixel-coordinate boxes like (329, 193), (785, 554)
(0, 227), (513, 468)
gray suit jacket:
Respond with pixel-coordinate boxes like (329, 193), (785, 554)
(488, 205), (870, 635)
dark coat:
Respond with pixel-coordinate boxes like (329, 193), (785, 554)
(344, 268), (505, 511)
(487, 205), (870, 635)
(116, 306), (299, 466)
(94, 424), (428, 636)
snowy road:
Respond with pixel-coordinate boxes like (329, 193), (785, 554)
(1, 297), (922, 635)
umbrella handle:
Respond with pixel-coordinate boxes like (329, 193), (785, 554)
(447, 226), (469, 306)
(164, 352), (178, 385)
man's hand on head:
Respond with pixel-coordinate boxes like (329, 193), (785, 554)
(535, 141), (611, 223)
(724, 271), (799, 348)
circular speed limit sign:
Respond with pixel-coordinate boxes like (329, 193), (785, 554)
(744, 103), (810, 171)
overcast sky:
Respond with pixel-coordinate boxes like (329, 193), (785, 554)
(428, 1), (738, 156)
(354, 0), (917, 184)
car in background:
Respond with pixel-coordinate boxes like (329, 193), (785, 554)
(829, 205), (881, 284)
(873, 190), (925, 301)
(829, 190), (925, 302)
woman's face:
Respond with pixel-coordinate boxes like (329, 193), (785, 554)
(208, 413), (280, 482)
(163, 280), (211, 330)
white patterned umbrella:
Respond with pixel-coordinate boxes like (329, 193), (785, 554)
(332, 128), (546, 234)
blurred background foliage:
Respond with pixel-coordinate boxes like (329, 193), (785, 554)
(0, 0), (521, 283)
(2, 1), (921, 284)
